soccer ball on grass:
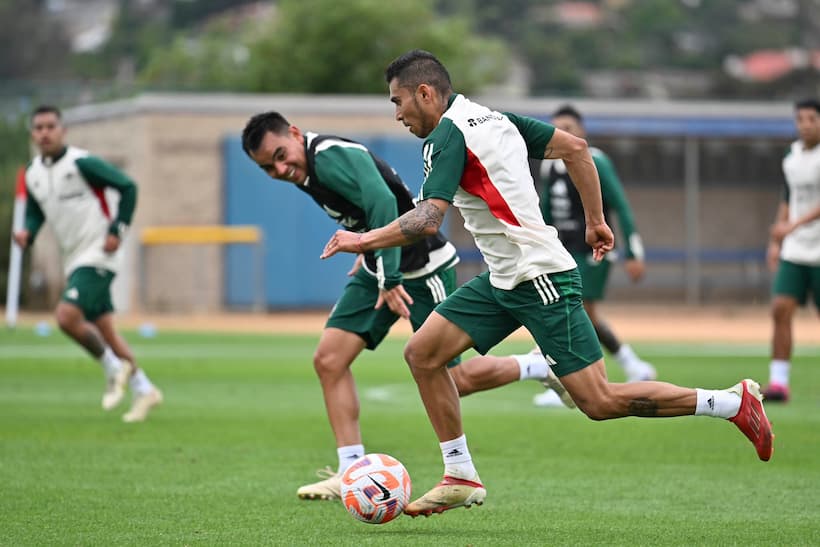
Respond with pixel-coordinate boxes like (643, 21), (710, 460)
(340, 453), (411, 524)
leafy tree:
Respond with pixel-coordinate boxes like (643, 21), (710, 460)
(138, 0), (508, 94)
(139, 19), (253, 91)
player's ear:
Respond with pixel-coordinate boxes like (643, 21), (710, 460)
(290, 125), (303, 142)
(417, 84), (433, 102)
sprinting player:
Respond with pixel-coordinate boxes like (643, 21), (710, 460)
(321, 49), (774, 517)
(534, 105), (655, 408)
(763, 97), (820, 403)
(241, 112), (572, 501)
(13, 105), (162, 422)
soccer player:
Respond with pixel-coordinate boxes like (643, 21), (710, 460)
(763, 98), (820, 403)
(321, 49), (774, 517)
(13, 105), (162, 422)
(534, 105), (655, 408)
(241, 112), (572, 501)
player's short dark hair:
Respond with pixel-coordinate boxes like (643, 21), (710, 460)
(385, 49), (452, 97)
(31, 105), (62, 121)
(552, 104), (583, 123)
(242, 111), (291, 155)
(794, 98), (820, 114)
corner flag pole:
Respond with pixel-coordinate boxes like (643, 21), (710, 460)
(6, 167), (25, 329)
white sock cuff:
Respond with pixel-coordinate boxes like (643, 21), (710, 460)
(615, 344), (637, 362)
(337, 444), (365, 473)
(695, 388), (741, 419)
(440, 434), (471, 464)
(769, 360), (790, 386)
(694, 388), (717, 416)
(512, 353), (549, 380)
(129, 369), (154, 396)
(99, 347), (122, 376)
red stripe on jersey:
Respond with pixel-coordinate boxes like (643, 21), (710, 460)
(460, 148), (520, 226)
(92, 186), (111, 219)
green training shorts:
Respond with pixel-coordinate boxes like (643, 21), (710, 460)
(61, 266), (116, 321)
(435, 269), (602, 377)
(773, 259), (820, 308)
(573, 251), (612, 301)
(326, 267), (461, 366)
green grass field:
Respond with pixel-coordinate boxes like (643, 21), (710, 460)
(1, 328), (819, 546)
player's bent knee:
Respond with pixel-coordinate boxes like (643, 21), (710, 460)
(312, 349), (347, 377)
(403, 340), (437, 373)
(55, 304), (83, 334)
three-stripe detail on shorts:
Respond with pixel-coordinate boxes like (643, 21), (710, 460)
(426, 274), (448, 304)
(533, 274), (560, 305)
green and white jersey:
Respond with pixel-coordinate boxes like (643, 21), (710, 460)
(24, 146), (137, 277)
(419, 94), (575, 290)
(300, 132), (457, 290)
(540, 147), (644, 261)
(781, 139), (820, 265)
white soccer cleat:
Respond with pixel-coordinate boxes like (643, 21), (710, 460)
(102, 359), (135, 410)
(297, 467), (342, 500)
(122, 388), (163, 423)
(541, 374), (576, 409)
(404, 475), (486, 517)
(528, 346), (576, 408)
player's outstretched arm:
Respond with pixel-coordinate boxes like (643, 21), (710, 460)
(321, 199), (448, 259)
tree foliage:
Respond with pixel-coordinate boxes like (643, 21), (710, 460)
(138, 0), (508, 94)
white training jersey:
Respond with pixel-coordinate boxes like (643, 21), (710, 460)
(781, 140), (820, 265)
(419, 94), (576, 290)
(25, 146), (123, 276)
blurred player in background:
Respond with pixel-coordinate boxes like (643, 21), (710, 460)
(322, 49), (774, 517)
(764, 98), (820, 403)
(13, 105), (162, 422)
(533, 105), (655, 408)
(241, 112), (572, 502)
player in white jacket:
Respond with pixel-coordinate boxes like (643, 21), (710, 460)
(13, 105), (162, 422)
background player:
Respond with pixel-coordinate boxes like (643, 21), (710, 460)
(534, 105), (655, 407)
(763, 97), (820, 402)
(13, 105), (162, 423)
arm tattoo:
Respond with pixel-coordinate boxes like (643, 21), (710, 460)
(544, 145), (555, 159)
(398, 201), (443, 242)
(628, 398), (659, 417)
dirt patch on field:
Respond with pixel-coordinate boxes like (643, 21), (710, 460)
(61, 304), (817, 344)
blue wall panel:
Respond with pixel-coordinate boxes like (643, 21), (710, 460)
(223, 135), (425, 309)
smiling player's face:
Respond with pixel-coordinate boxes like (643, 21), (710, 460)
(249, 126), (308, 184)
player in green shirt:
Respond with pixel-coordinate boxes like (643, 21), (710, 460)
(764, 98), (820, 403)
(241, 111), (573, 501)
(13, 105), (162, 422)
(322, 49), (773, 516)
(534, 105), (655, 407)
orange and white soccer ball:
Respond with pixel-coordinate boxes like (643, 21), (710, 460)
(340, 453), (412, 524)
